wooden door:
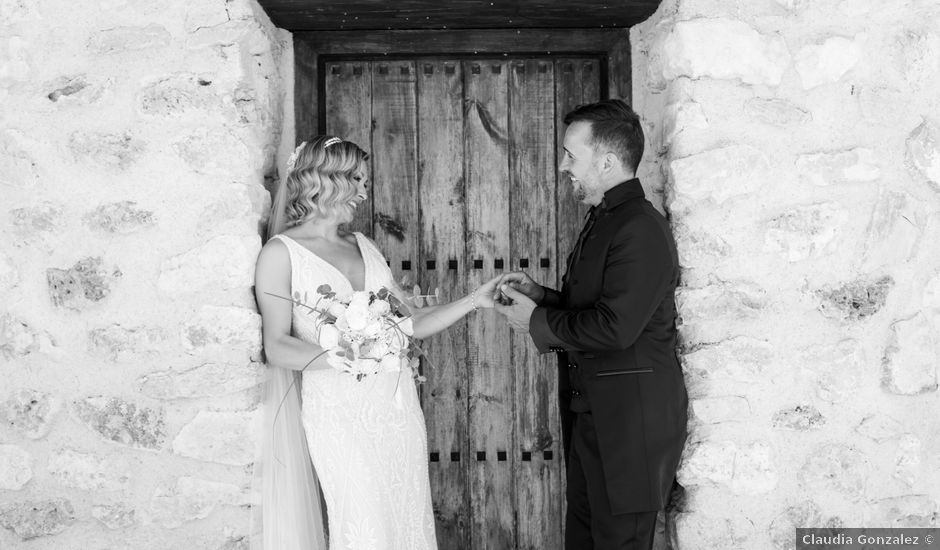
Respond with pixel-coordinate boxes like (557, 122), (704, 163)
(323, 56), (601, 550)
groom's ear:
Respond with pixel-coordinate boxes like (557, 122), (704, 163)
(601, 151), (618, 173)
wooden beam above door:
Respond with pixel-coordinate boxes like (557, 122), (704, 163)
(258, 0), (663, 31)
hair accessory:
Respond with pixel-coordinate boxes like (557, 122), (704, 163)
(324, 137), (342, 148)
(286, 141), (307, 173)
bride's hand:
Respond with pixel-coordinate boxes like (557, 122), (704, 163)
(471, 275), (502, 309)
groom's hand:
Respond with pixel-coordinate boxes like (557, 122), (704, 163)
(494, 284), (536, 332)
(498, 272), (544, 304)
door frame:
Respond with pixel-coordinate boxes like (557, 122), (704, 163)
(293, 28), (631, 141)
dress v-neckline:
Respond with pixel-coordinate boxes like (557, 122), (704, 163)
(279, 232), (369, 292)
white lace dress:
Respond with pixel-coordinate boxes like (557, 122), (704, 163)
(271, 233), (437, 550)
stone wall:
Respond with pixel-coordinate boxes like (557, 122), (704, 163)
(0, 0), (288, 547)
(633, 0), (940, 548)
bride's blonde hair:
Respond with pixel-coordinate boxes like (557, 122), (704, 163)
(267, 136), (369, 239)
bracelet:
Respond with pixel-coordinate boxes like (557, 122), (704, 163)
(470, 288), (479, 311)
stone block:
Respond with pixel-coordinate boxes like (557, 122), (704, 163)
(184, 0), (230, 32)
(799, 445), (869, 501)
(795, 35), (862, 89)
(158, 234), (260, 295)
(0, 0), (32, 22)
(673, 222), (732, 273)
(0, 444), (32, 490)
(855, 414), (904, 443)
(0, 389), (61, 439)
(662, 18), (790, 86)
(0, 252), (18, 290)
(816, 276), (893, 321)
(0, 313), (41, 360)
(690, 396), (750, 424)
(898, 31), (940, 91)
(46, 257), (122, 310)
(874, 495), (938, 527)
(182, 306), (262, 359)
(83, 201), (155, 233)
(863, 191), (924, 267)
(795, 148), (880, 186)
(925, 273), (940, 311)
(138, 362), (262, 400)
(68, 131), (145, 170)
(906, 118), (940, 191)
(770, 501), (823, 550)
(678, 439), (735, 487)
(731, 442), (778, 495)
(0, 130), (39, 188)
(173, 128), (252, 175)
(10, 203), (62, 234)
(219, 536), (249, 550)
(744, 97), (811, 125)
(72, 396), (166, 450)
(91, 503), (136, 530)
(0, 36), (30, 88)
(681, 337), (773, 393)
(88, 324), (166, 360)
(88, 24), (171, 54)
(45, 74), (112, 106)
(882, 314), (939, 395)
(46, 448), (129, 491)
(802, 340), (865, 403)
(46, 74), (87, 102)
(676, 284), (768, 345)
(138, 73), (220, 117)
(663, 99), (708, 147)
(772, 405), (826, 431)
(668, 145), (769, 209)
(171, 410), (254, 466)
(893, 434), (921, 487)
(0, 499), (74, 540)
(764, 202), (848, 262)
(198, 183), (271, 234)
(674, 514), (735, 549)
(148, 476), (245, 529)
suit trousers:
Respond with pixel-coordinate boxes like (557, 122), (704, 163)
(565, 412), (657, 550)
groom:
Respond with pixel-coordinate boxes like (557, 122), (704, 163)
(496, 99), (687, 549)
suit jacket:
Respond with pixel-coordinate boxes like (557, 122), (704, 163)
(529, 178), (688, 515)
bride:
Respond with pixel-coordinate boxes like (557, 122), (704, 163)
(251, 135), (500, 549)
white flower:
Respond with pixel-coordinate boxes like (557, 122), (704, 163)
(317, 324), (341, 349)
(361, 339), (389, 359)
(344, 303), (370, 331)
(327, 301), (346, 318)
(369, 299), (391, 316)
(363, 319), (384, 339)
(379, 355), (401, 373)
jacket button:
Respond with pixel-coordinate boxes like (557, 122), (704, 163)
(568, 363), (577, 369)
(571, 390), (581, 397)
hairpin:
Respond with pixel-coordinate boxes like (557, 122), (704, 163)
(324, 137), (342, 148)
(286, 141), (307, 173)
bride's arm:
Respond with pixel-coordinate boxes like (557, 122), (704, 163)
(406, 275), (501, 339)
(254, 239), (334, 372)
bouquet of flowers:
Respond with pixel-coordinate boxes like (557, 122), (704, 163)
(291, 284), (424, 382)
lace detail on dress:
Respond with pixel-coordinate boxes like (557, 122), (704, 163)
(271, 233), (437, 550)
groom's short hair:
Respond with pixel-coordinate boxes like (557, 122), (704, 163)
(563, 99), (644, 174)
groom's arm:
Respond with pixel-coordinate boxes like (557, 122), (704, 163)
(529, 214), (674, 354)
(538, 286), (563, 308)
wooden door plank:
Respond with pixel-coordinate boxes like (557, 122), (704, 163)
(465, 59), (515, 550)
(324, 61), (375, 237)
(508, 58), (562, 550)
(371, 61), (419, 287)
(416, 58), (470, 548)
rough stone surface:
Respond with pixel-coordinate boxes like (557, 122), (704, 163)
(663, 99), (708, 147)
(764, 203), (848, 262)
(157, 234), (260, 294)
(87, 24), (171, 54)
(68, 131), (145, 169)
(796, 148), (881, 186)
(795, 35), (862, 89)
(148, 476), (245, 529)
(0, 499), (75, 540)
(83, 201), (155, 233)
(173, 128), (251, 174)
(816, 276), (893, 321)
(138, 73), (220, 117)
(690, 396), (750, 424)
(769, 501), (823, 550)
(668, 145), (770, 208)
(0, 252), (19, 289)
(863, 191), (923, 266)
(91, 503), (136, 530)
(0, 444), (32, 490)
(72, 396), (166, 449)
(676, 284), (768, 344)
(171, 410), (255, 466)
(0, 36), (30, 87)
(0, 389), (61, 439)
(0, 313), (41, 359)
(802, 340), (865, 403)
(681, 337), (773, 394)
(906, 118), (940, 190)
(46, 257), (122, 309)
(138, 362), (262, 400)
(875, 495), (938, 527)
(10, 203), (62, 235)
(893, 434), (921, 487)
(744, 97), (811, 125)
(662, 18), (791, 86)
(47, 448), (130, 491)
(0, 130), (39, 188)
(730, 442), (778, 495)
(219, 536), (249, 550)
(88, 324), (166, 360)
(182, 306), (262, 359)
(855, 414), (904, 443)
(674, 514), (736, 549)
(678, 439), (735, 487)
(882, 314), (939, 395)
(772, 405), (826, 430)
(799, 445), (869, 501)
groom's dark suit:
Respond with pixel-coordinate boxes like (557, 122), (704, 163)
(529, 178), (687, 546)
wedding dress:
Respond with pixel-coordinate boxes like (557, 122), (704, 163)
(268, 232), (437, 550)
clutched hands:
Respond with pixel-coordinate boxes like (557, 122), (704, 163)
(493, 271), (540, 331)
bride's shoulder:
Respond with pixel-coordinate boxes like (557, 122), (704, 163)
(257, 235), (291, 268)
